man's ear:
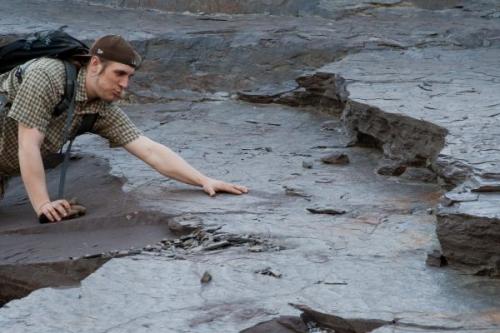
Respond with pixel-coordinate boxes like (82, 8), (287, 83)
(88, 56), (102, 74)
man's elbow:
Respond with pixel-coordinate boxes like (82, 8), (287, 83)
(127, 137), (159, 165)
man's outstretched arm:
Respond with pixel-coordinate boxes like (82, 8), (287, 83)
(124, 135), (248, 196)
(18, 124), (71, 221)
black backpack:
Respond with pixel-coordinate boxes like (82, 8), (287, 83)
(0, 28), (98, 208)
(0, 28), (88, 73)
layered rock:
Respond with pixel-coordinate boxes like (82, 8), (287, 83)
(1, 0), (500, 332)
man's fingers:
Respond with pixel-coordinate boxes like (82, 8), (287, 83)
(53, 203), (70, 218)
(234, 185), (248, 193)
(60, 200), (71, 210)
(42, 201), (70, 222)
(43, 210), (55, 222)
(222, 184), (244, 195)
(202, 179), (248, 197)
(44, 206), (61, 222)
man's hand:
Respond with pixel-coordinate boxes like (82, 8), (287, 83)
(202, 178), (248, 197)
(38, 199), (71, 222)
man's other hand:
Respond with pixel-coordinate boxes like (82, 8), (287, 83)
(202, 178), (248, 197)
(38, 199), (71, 222)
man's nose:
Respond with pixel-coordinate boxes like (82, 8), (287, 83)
(119, 76), (129, 89)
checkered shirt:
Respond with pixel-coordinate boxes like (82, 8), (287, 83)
(0, 58), (142, 176)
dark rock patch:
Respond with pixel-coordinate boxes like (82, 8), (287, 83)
(321, 152), (350, 165)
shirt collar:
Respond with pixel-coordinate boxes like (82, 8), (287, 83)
(74, 66), (109, 114)
(75, 66), (88, 103)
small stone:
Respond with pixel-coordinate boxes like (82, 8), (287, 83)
(83, 253), (101, 259)
(443, 191), (479, 203)
(140, 251), (158, 256)
(180, 234), (194, 241)
(306, 207), (346, 215)
(400, 167), (437, 183)
(320, 120), (339, 131)
(201, 271), (212, 284)
(283, 186), (311, 199)
(203, 240), (231, 251)
(265, 147), (273, 152)
(427, 208), (434, 215)
(248, 245), (264, 252)
(377, 164), (406, 176)
(255, 267), (282, 278)
(116, 250), (129, 257)
(321, 152), (349, 165)
(471, 184), (500, 193)
(302, 160), (313, 169)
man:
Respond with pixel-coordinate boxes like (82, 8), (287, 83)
(0, 35), (247, 222)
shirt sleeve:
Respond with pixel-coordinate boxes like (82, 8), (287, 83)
(93, 104), (142, 148)
(7, 69), (60, 135)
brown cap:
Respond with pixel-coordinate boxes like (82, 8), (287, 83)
(86, 35), (142, 68)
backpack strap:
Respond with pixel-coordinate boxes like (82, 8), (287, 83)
(57, 62), (98, 199)
(57, 61), (78, 199)
(54, 61), (77, 117)
(72, 113), (98, 139)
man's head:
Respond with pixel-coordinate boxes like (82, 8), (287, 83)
(84, 35), (142, 102)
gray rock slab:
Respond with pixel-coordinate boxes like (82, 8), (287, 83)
(1, 99), (499, 332)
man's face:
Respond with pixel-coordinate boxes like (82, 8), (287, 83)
(94, 60), (135, 102)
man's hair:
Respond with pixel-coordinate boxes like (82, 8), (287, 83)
(96, 56), (111, 75)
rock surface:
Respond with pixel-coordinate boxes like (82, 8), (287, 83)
(1, 0), (500, 332)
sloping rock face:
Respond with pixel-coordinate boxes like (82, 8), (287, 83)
(238, 72), (349, 110)
(1, 0), (500, 332)
(318, 46), (500, 274)
(342, 101), (447, 166)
